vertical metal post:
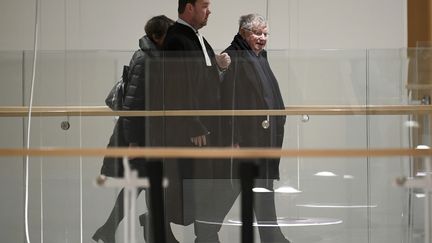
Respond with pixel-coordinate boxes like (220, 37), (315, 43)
(422, 96), (432, 243)
(240, 162), (258, 243)
(122, 156), (137, 243)
(147, 161), (166, 243)
(424, 156), (432, 243)
(417, 93), (431, 243)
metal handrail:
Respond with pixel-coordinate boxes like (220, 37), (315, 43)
(1, 147), (432, 158)
(1, 104), (432, 117)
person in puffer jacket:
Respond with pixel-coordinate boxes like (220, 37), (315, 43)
(93, 15), (176, 243)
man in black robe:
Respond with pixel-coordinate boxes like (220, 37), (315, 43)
(162, 0), (230, 242)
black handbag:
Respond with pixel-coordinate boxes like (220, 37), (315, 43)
(100, 120), (128, 177)
(101, 65), (130, 176)
(100, 119), (151, 178)
(105, 65), (130, 110)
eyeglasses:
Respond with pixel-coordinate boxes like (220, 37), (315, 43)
(243, 28), (269, 38)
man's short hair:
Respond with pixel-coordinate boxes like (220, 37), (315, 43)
(145, 15), (175, 40)
(239, 13), (267, 31)
(178, 0), (197, 14)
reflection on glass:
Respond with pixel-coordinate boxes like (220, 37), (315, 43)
(274, 186), (302, 194)
(252, 186), (301, 194)
(314, 171), (337, 177)
(202, 217), (344, 227)
(296, 203), (378, 208)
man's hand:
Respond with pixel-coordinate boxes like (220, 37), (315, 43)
(190, 135), (207, 147)
(215, 52), (231, 70)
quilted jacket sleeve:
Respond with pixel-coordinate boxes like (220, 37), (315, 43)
(122, 50), (148, 145)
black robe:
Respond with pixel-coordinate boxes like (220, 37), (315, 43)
(163, 23), (222, 146)
(162, 22), (223, 225)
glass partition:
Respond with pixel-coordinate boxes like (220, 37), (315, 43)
(0, 48), (431, 243)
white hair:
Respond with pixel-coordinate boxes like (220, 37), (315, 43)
(239, 13), (267, 30)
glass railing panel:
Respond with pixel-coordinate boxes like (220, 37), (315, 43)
(0, 49), (430, 243)
(273, 50), (371, 241)
(18, 50), (153, 243)
(402, 45), (432, 242)
(0, 51), (26, 242)
(286, 117), (369, 243)
(367, 48), (408, 105)
(367, 48), (422, 243)
(25, 50), (133, 106)
(269, 49), (367, 105)
(281, 158), (368, 242)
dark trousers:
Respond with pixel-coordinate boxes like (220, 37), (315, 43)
(194, 179), (287, 243)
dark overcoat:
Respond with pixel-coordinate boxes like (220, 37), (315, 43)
(221, 34), (286, 179)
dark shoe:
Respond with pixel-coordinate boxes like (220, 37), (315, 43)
(139, 213), (179, 243)
(194, 238), (220, 243)
(194, 220), (221, 243)
(92, 226), (116, 243)
(259, 226), (291, 243)
(139, 213), (149, 241)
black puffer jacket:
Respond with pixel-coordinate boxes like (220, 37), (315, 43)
(122, 36), (164, 147)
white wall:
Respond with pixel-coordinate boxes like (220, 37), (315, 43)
(283, 0), (407, 49)
(0, 0), (406, 51)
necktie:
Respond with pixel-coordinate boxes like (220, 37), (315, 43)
(196, 31), (212, 66)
